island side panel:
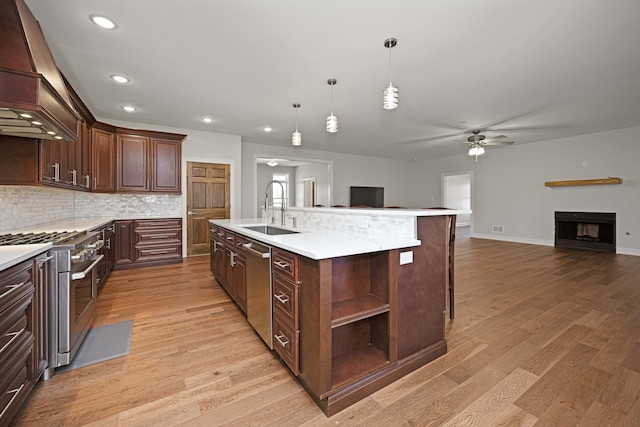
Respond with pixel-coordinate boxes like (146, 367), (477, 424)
(298, 256), (333, 398)
(397, 215), (449, 359)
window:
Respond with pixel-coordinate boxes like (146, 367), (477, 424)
(271, 173), (289, 208)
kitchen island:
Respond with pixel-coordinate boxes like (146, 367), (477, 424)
(211, 207), (464, 415)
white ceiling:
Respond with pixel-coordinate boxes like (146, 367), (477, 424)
(25, 0), (640, 161)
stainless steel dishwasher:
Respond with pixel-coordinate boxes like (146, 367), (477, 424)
(243, 240), (273, 349)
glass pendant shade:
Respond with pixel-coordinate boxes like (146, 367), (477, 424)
(291, 103), (302, 146)
(326, 79), (339, 133)
(292, 131), (302, 146)
(383, 38), (398, 110)
(383, 84), (399, 110)
(326, 114), (338, 133)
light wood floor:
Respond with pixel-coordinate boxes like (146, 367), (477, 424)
(13, 228), (640, 426)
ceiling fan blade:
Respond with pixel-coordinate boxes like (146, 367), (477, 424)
(399, 132), (463, 145)
(486, 124), (569, 132)
(484, 140), (514, 146)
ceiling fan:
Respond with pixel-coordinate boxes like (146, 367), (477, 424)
(465, 130), (514, 159)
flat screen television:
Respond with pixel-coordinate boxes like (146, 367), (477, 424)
(350, 186), (384, 208)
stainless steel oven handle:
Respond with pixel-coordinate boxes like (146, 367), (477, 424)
(71, 255), (104, 280)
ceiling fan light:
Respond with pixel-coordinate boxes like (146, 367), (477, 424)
(468, 144), (485, 156)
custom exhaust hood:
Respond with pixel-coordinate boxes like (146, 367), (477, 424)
(0, 0), (79, 142)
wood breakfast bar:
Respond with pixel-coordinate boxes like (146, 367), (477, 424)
(210, 207), (466, 416)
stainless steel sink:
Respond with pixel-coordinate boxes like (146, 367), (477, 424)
(242, 225), (299, 235)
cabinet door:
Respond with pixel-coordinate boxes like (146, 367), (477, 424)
(91, 128), (115, 192)
(41, 139), (60, 184)
(114, 220), (135, 266)
(105, 223), (115, 273)
(73, 120), (91, 189)
(117, 134), (150, 192)
(151, 138), (181, 193)
(233, 255), (247, 313)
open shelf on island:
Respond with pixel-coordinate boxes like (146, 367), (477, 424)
(330, 342), (389, 391)
(332, 295), (389, 328)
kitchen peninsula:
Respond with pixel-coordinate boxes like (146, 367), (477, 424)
(210, 207), (465, 415)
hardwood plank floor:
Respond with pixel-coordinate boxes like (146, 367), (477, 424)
(13, 228), (640, 426)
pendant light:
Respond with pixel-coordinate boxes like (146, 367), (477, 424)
(326, 79), (339, 133)
(291, 103), (302, 146)
(383, 38), (398, 110)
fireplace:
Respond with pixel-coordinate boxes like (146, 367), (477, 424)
(555, 211), (616, 253)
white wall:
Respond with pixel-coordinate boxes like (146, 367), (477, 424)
(242, 142), (418, 217)
(415, 126), (640, 255)
(295, 162), (331, 208)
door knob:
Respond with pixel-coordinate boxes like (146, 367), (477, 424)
(187, 211), (195, 216)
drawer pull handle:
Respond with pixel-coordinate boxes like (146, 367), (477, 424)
(148, 250), (170, 255)
(274, 293), (289, 304)
(1, 282), (27, 302)
(274, 260), (290, 270)
(149, 235), (171, 239)
(275, 334), (289, 347)
(0, 383), (25, 419)
(0, 327), (26, 357)
(226, 237), (234, 241)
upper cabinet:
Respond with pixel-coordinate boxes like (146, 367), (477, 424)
(91, 124), (116, 193)
(116, 130), (184, 194)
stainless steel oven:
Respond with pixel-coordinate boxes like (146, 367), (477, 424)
(46, 231), (103, 378)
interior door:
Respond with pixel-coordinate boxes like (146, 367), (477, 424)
(187, 162), (230, 256)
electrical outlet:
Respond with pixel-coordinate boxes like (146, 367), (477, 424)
(492, 225), (504, 233)
(400, 251), (413, 265)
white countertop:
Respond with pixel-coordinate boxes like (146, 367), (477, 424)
(211, 218), (421, 260)
(287, 206), (471, 216)
(0, 243), (52, 271)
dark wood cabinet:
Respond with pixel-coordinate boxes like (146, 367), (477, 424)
(114, 220), (135, 267)
(0, 251), (50, 426)
(116, 132), (183, 194)
(272, 248), (300, 375)
(151, 138), (181, 193)
(113, 218), (183, 270)
(116, 134), (150, 192)
(73, 119), (92, 189)
(91, 126), (116, 193)
(209, 225), (247, 313)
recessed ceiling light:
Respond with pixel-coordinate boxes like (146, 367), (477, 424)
(263, 126), (273, 132)
(19, 113), (32, 119)
(122, 106), (136, 112)
(111, 75), (129, 83)
(54, 136), (63, 140)
(90, 15), (116, 29)
(31, 121), (42, 126)
(202, 117), (213, 123)
(46, 130), (56, 135)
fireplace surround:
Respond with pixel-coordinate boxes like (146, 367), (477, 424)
(555, 211), (616, 253)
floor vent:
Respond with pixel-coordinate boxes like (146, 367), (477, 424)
(492, 225), (504, 233)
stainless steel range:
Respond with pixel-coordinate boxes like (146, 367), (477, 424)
(0, 230), (103, 379)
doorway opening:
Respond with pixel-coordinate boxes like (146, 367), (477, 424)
(442, 172), (471, 226)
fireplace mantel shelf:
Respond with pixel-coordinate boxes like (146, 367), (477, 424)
(545, 177), (622, 187)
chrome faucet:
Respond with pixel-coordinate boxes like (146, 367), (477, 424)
(264, 180), (286, 226)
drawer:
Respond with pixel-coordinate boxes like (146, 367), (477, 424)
(0, 340), (33, 426)
(0, 261), (33, 313)
(0, 295), (31, 364)
(135, 218), (182, 230)
(233, 234), (249, 252)
(136, 229), (182, 245)
(273, 313), (299, 376)
(135, 244), (182, 262)
(273, 275), (298, 329)
(272, 248), (298, 282)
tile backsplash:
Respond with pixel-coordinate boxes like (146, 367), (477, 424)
(265, 207), (416, 239)
(0, 186), (181, 232)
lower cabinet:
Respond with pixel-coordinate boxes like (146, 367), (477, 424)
(91, 221), (115, 292)
(271, 248), (300, 375)
(114, 218), (183, 270)
(0, 252), (50, 426)
(209, 224), (247, 313)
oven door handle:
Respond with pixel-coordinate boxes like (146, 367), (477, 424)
(71, 255), (104, 280)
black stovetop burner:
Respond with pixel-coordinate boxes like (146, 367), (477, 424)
(0, 230), (84, 246)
